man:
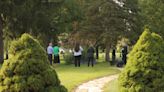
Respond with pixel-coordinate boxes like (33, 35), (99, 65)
(112, 48), (116, 65)
(87, 44), (95, 67)
(47, 42), (53, 65)
(122, 46), (128, 64)
(53, 44), (60, 63)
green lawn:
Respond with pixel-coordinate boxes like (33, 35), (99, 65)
(3, 53), (121, 92)
(103, 79), (119, 92)
(54, 62), (120, 92)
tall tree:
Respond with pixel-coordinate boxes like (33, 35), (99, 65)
(139, 0), (164, 37)
(80, 0), (127, 62)
(0, 0), (64, 63)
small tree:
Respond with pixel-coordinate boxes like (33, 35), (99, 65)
(119, 29), (164, 92)
(0, 34), (67, 92)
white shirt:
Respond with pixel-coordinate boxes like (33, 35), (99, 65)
(73, 46), (83, 56)
(47, 46), (53, 54)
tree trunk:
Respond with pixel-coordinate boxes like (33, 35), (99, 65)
(0, 16), (4, 63)
(105, 45), (110, 62)
(96, 45), (99, 59)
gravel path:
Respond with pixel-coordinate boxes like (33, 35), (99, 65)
(74, 74), (119, 92)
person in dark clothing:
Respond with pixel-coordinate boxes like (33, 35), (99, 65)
(87, 45), (95, 67)
(112, 49), (116, 65)
(122, 46), (128, 64)
(5, 49), (9, 60)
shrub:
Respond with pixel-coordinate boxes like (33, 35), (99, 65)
(118, 29), (164, 92)
(63, 52), (74, 64)
(0, 34), (67, 92)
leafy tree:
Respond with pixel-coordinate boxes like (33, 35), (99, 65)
(0, 0), (63, 63)
(79, 0), (127, 62)
(139, 0), (164, 37)
(123, 0), (143, 42)
(0, 33), (67, 92)
(119, 29), (164, 92)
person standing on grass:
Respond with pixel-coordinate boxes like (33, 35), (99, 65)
(47, 42), (53, 65)
(53, 43), (60, 63)
(121, 46), (128, 64)
(112, 48), (116, 65)
(73, 43), (83, 67)
(87, 44), (95, 67)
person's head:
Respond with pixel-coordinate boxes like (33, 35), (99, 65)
(74, 43), (80, 52)
(89, 43), (94, 47)
(49, 42), (52, 46)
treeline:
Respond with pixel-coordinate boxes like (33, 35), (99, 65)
(0, 0), (164, 63)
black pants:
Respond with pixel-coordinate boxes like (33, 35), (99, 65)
(88, 57), (94, 67)
(48, 54), (52, 65)
(112, 56), (116, 65)
(54, 55), (60, 63)
(122, 55), (127, 64)
(75, 55), (81, 67)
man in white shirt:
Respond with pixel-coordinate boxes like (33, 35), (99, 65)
(47, 42), (53, 65)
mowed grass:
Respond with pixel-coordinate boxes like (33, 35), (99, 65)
(3, 53), (121, 92)
(103, 79), (119, 92)
(54, 62), (120, 92)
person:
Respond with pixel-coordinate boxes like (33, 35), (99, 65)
(112, 48), (116, 65)
(5, 49), (9, 60)
(122, 46), (128, 64)
(87, 45), (95, 67)
(47, 42), (53, 65)
(73, 43), (83, 67)
(53, 43), (60, 63)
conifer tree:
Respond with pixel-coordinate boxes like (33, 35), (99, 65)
(119, 29), (164, 92)
(0, 34), (67, 92)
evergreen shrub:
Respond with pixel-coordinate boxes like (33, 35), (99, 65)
(119, 29), (164, 92)
(0, 34), (67, 92)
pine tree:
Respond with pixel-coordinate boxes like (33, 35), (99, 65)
(0, 34), (67, 92)
(118, 29), (164, 92)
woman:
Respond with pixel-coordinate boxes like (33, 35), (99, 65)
(73, 43), (83, 67)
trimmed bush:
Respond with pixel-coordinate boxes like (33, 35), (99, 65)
(0, 34), (67, 92)
(118, 29), (164, 92)
(63, 52), (74, 64)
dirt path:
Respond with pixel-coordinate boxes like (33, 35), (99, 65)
(74, 74), (119, 92)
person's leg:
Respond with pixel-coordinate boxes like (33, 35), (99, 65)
(123, 55), (126, 64)
(78, 55), (81, 67)
(75, 56), (77, 67)
(88, 57), (90, 67)
(48, 54), (52, 65)
(91, 57), (94, 67)
(125, 56), (127, 64)
(58, 55), (60, 63)
(54, 55), (56, 63)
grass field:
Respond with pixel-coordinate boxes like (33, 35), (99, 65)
(2, 53), (121, 92)
(54, 62), (120, 92)
(103, 79), (119, 92)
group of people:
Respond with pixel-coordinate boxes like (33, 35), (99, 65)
(73, 43), (95, 67)
(47, 43), (60, 65)
(116, 46), (128, 67)
(47, 42), (95, 67)
(47, 42), (128, 67)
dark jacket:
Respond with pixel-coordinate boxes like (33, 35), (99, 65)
(87, 47), (95, 58)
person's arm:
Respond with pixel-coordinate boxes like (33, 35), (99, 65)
(80, 46), (83, 51)
(52, 48), (54, 54)
(58, 47), (60, 53)
(92, 47), (95, 53)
